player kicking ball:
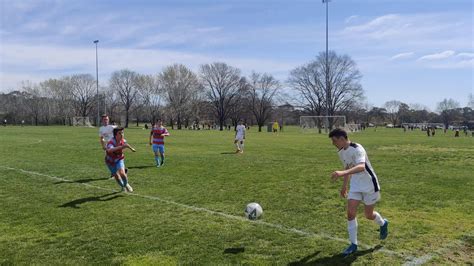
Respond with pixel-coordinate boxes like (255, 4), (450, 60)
(329, 128), (389, 256)
(149, 119), (170, 167)
(106, 127), (136, 192)
(234, 120), (246, 153)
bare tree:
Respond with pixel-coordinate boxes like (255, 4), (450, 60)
(468, 93), (474, 109)
(200, 62), (242, 130)
(437, 98), (461, 128)
(289, 51), (364, 129)
(41, 78), (73, 125)
(248, 72), (280, 132)
(109, 69), (140, 128)
(383, 100), (402, 125)
(22, 81), (44, 126)
(229, 77), (251, 129)
(288, 61), (325, 116)
(135, 74), (161, 125)
(65, 74), (96, 118)
(159, 64), (202, 129)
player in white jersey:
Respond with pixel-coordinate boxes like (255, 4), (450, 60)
(329, 128), (389, 256)
(234, 120), (246, 153)
(99, 115), (117, 150)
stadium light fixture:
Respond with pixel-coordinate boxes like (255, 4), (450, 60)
(322, 0), (330, 129)
(93, 40), (99, 126)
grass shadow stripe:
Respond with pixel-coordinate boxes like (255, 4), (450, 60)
(1, 165), (410, 261)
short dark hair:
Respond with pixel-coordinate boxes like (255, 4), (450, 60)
(329, 128), (348, 139)
(113, 127), (124, 137)
(101, 114), (109, 118)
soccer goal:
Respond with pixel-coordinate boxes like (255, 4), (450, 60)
(300, 116), (346, 133)
(72, 117), (94, 127)
(346, 123), (362, 132)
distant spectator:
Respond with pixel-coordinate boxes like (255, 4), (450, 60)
(454, 129), (460, 137)
(272, 121), (279, 133)
(3, 119), (6, 127)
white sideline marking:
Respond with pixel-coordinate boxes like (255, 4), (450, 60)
(403, 239), (468, 266)
(2, 165), (419, 261)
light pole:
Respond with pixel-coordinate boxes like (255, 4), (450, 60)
(93, 40), (99, 126)
(322, 0), (330, 131)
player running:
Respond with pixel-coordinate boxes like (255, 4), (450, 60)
(329, 128), (389, 256)
(149, 119), (170, 167)
(234, 120), (246, 153)
(106, 127), (136, 192)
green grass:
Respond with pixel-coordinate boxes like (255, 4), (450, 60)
(0, 126), (473, 265)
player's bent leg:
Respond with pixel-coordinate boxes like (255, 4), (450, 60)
(364, 204), (376, 220)
(362, 192), (388, 239)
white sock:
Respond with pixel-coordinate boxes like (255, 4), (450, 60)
(373, 211), (385, 226)
(348, 219), (358, 245)
(240, 143), (244, 151)
(235, 142), (240, 150)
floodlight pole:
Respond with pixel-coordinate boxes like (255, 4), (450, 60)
(322, 0), (330, 130)
(94, 40), (99, 126)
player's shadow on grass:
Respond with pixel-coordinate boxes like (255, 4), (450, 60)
(59, 192), (123, 209)
(127, 165), (155, 169)
(223, 247), (245, 254)
(289, 245), (382, 266)
(220, 152), (237, 155)
(54, 177), (106, 185)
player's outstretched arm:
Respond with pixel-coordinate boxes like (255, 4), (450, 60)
(124, 143), (136, 152)
(100, 136), (106, 150)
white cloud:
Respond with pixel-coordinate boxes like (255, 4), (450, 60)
(345, 15), (359, 24)
(0, 42), (299, 91)
(338, 13), (472, 51)
(390, 52), (415, 60)
(457, 53), (474, 58)
(418, 50), (455, 61)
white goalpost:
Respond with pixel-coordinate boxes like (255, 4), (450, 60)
(72, 117), (94, 127)
(300, 115), (347, 133)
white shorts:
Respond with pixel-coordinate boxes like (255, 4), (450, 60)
(235, 136), (244, 141)
(348, 191), (380, 205)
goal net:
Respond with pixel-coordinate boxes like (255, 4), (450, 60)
(72, 117), (94, 127)
(346, 123), (362, 132)
(300, 116), (346, 133)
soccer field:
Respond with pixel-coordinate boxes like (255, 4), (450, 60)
(0, 126), (472, 264)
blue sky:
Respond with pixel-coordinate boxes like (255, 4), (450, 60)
(0, 0), (472, 110)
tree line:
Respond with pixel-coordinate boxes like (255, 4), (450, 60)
(1, 51), (473, 130)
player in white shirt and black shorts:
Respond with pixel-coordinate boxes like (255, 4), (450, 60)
(234, 120), (246, 153)
(329, 128), (389, 256)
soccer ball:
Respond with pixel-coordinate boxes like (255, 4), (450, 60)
(245, 202), (263, 220)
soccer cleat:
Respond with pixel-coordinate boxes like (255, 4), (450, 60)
(380, 219), (389, 240)
(236, 149), (241, 153)
(125, 184), (133, 192)
(342, 243), (358, 256)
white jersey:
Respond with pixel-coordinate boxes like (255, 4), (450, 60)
(99, 125), (117, 142)
(338, 142), (380, 193)
(235, 125), (246, 140)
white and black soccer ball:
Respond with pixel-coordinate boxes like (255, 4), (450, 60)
(245, 202), (263, 220)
